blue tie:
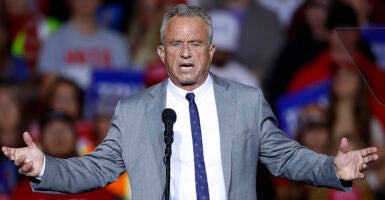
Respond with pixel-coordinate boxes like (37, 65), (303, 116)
(186, 93), (210, 200)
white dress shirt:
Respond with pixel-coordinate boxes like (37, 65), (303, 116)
(167, 75), (226, 200)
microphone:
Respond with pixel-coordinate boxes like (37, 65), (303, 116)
(162, 108), (177, 145)
(162, 108), (177, 123)
(162, 108), (176, 200)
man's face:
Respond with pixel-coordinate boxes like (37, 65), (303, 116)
(157, 16), (215, 91)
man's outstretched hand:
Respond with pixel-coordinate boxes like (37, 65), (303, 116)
(334, 137), (378, 181)
(2, 132), (44, 177)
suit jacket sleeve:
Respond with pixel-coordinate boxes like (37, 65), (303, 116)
(31, 101), (126, 193)
(255, 90), (351, 191)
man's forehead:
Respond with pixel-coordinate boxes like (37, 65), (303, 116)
(164, 16), (208, 39)
(165, 16), (207, 29)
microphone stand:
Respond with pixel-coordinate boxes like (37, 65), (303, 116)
(164, 123), (173, 200)
(162, 108), (176, 200)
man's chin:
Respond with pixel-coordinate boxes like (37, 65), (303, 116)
(170, 74), (207, 89)
(180, 81), (196, 86)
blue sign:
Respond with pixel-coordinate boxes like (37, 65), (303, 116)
(361, 26), (385, 70)
(86, 69), (145, 119)
(276, 80), (331, 138)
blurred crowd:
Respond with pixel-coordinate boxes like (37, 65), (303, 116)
(0, 0), (385, 200)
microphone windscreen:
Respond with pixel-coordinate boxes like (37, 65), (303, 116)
(162, 108), (177, 124)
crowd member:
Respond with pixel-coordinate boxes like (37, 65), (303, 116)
(40, 0), (71, 24)
(274, 104), (330, 200)
(339, 0), (385, 71)
(287, 5), (385, 196)
(0, 151), (17, 200)
(0, 84), (25, 149)
(24, 77), (92, 159)
(257, 0), (305, 28)
(292, 65), (382, 200)
(0, 84), (24, 198)
(129, 0), (188, 88)
(128, 0), (186, 69)
(3, 0), (59, 74)
(325, 63), (385, 198)
(1, 4), (379, 200)
(339, 0), (385, 25)
(38, 0), (130, 91)
(326, 65), (384, 150)
(288, 3), (385, 131)
(45, 78), (84, 121)
(265, 0), (330, 108)
(221, 0), (284, 82)
(43, 77), (93, 156)
(11, 111), (116, 200)
(95, 1), (126, 33)
(38, 112), (79, 158)
(296, 104), (330, 154)
(208, 9), (259, 88)
(0, 22), (29, 82)
(286, 0), (330, 40)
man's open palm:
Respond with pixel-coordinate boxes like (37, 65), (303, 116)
(2, 132), (44, 177)
(334, 138), (378, 181)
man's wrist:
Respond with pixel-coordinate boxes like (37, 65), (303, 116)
(35, 156), (46, 180)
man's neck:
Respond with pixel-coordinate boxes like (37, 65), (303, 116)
(170, 75), (210, 92)
(168, 74), (212, 96)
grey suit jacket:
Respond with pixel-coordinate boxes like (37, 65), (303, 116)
(31, 74), (350, 199)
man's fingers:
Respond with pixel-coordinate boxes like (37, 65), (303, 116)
(18, 161), (33, 175)
(14, 154), (26, 166)
(363, 154), (379, 164)
(16, 158), (33, 176)
(360, 147), (378, 157)
(1, 146), (11, 159)
(4, 147), (17, 161)
(361, 163), (367, 171)
(2, 146), (9, 158)
(23, 132), (34, 147)
(357, 172), (365, 179)
(360, 147), (378, 164)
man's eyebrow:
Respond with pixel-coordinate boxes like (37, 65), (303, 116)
(167, 40), (182, 44)
(166, 39), (205, 45)
(188, 40), (203, 43)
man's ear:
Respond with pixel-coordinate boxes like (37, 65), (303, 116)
(157, 45), (166, 64)
(209, 44), (216, 60)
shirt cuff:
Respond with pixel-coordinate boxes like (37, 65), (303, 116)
(35, 156), (46, 180)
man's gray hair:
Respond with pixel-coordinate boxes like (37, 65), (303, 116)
(160, 4), (213, 45)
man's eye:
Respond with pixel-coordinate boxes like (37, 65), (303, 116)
(170, 42), (181, 47)
(191, 42), (201, 47)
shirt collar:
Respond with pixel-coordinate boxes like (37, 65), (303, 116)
(167, 75), (213, 101)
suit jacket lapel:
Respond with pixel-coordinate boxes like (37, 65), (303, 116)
(212, 75), (235, 195)
(146, 80), (168, 185)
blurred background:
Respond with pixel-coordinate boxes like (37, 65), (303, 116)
(0, 0), (385, 199)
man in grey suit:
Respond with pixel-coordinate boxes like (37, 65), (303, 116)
(1, 4), (379, 200)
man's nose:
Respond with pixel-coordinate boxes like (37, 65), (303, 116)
(180, 44), (191, 58)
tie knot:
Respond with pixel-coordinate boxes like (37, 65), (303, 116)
(186, 92), (195, 102)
